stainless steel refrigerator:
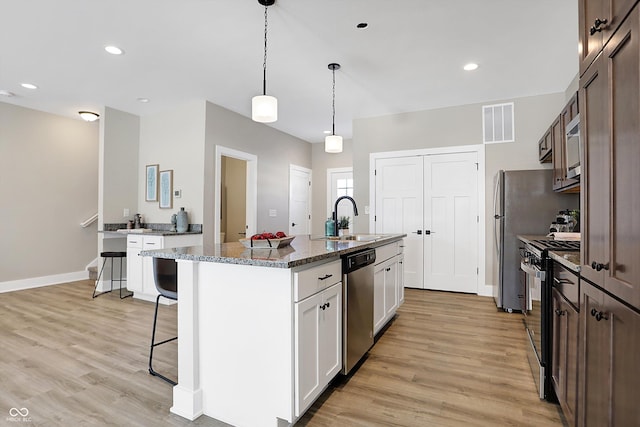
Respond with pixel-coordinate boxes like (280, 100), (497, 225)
(492, 169), (578, 311)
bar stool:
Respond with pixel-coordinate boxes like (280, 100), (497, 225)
(92, 251), (133, 299)
(148, 257), (178, 385)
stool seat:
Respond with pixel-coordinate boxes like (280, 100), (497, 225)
(149, 257), (178, 385)
(100, 251), (126, 258)
(92, 251), (132, 299)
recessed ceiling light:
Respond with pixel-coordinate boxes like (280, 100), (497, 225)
(21, 83), (38, 90)
(105, 45), (124, 55)
(0, 90), (15, 97)
(323, 130), (332, 134)
(463, 63), (479, 71)
(137, 97), (150, 103)
(357, 22), (368, 29)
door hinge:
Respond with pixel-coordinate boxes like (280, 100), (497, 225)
(308, 215), (311, 220)
(477, 267), (479, 275)
(477, 215), (479, 222)
(374, 169), (377, 176)
(374, 215), (377, 221)
(308, 181), (311, 186)
(475, 162), (478, 170)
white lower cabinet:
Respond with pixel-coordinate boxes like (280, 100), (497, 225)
(294, 279), (342, 417)
(373, 247), (404, 335)
(126, 233), (201, 302)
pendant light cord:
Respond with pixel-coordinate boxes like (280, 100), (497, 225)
(331, 68), (336, 135)
(263, 5), (268, 95)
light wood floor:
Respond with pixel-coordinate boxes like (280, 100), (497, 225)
(0, 281), (564, 426)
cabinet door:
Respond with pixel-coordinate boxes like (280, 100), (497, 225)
(397, 254), (405, 305)
(551, 288), (567, 402)
(373, 264), (386, 334)
(539, 128), (552, 163)
(551, 116), (566, 191)
(607, 294), (640, 426)
(579, 282), (609, 427)
(294, 292), (321, 416)
(142, 236), (163, 296)
(579, 52), (610, 287)
(320, 283), (342, 385)
(603, 7), (640, 310)
(559, 93), (580, 190)
(126, 247), (143, 292)
(564, 300), (579, 427)
(384, 260), (398, 318)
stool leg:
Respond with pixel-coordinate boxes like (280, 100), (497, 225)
(149, 294), (177, 385)
(118, 256), (133, 299)
(92, 257), (112, 298)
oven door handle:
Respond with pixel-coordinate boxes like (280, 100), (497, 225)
(520, 262), (546, 281)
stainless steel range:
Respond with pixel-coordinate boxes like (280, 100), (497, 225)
(520, 237), (579, 400)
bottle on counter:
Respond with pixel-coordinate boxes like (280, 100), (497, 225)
(325, 217), (335, 237)
(176, 207), (189, 233)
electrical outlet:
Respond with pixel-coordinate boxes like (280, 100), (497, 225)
(364, 206), (370, 215)
(123, 208), (130, 217)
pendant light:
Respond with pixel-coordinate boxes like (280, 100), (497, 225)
(325, 63), (343, 153)
(252, 0), (278, 123)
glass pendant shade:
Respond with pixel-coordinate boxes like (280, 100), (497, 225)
(252, 95), (278, 123)
(325, 134), (343, 153)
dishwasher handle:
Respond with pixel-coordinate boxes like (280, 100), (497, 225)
(342, 249), (376, 274)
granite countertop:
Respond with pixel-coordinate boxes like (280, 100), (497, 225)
(139, 234), (406, 269)
(100, 222), (202, 236)
(549, 250), (581, 272)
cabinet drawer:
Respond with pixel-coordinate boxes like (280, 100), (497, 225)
(143, 236), (164, 249)
(553, 262), (579, 310)
(294, 259), (341, 302)
(127, 235), (143, 249)
(375, 242), (400, 264)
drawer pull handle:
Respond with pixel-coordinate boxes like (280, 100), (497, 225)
(318, 274), (333, 281)
(555, 309), (566, 316)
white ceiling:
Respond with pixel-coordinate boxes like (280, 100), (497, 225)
(0, 0), (578, 143)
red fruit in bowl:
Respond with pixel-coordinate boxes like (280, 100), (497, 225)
(262, 232), (276, 239)
(251, 234), (264, 240)
(275, 231), (286, 238)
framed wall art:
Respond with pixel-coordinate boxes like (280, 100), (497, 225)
(159, 169), (173, 209)
(145, 164), (159, 202)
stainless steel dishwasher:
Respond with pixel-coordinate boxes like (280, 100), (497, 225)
(342, 248), (376, 374)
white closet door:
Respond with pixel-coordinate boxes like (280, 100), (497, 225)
(375, 156), (424, 288)
(289, 165), (311, 235)
(423, 152), (478, 293)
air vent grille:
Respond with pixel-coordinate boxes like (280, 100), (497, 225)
(483, 102), (514, 144)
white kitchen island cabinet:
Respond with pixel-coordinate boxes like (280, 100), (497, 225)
(140, 234), (404, 427)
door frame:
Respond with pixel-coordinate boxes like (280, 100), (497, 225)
(369, 144), (487, 295)
(215, 145), (258, 244)
(289, 164), (312, 235)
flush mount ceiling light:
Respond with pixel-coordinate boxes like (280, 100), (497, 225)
(137, 97), (150, 103)
(78, 111), (100, 122)
(105, 45), (124, 55)
(463, 63), (479, 71)
(251, 0), (278, 123)
(21, 83), (38, 90)
(325, 63), (343, 154)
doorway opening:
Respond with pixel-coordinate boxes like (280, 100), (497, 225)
(215, 146), (257, 244)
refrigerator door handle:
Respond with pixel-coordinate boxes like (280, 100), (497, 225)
(493, 175), (501, 256)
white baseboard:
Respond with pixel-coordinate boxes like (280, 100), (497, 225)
(0, 270), (89, 294)
(477, 283), (495, 297)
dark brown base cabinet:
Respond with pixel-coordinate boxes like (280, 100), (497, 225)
(579, 281), (640, 427)
(551, 287), (579, 427)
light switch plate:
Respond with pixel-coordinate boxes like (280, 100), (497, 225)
(123, 208), (130, 217)
(269, 209), (277, 217)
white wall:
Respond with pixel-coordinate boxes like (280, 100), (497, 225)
(311, 139), (353, 235)
(0, 102), (98, 286)
(203, 101), (311, 245)
(352, 92), (568, 290)
(138, 100), (206, 225)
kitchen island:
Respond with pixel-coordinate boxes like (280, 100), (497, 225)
(140, 234), (404, 426)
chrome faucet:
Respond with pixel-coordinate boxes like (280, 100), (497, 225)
(332, 196), (359, 236)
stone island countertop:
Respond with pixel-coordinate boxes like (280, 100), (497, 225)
(139, 234), (405, 268)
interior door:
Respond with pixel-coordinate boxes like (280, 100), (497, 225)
(423, 152), (478, 293)
(374, 156), (423, 288)
(289, 165), (311, 235)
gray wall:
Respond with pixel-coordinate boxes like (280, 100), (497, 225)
(311, 139), (353, 235)
(0, 102), (98, 282)
(203, 102), (312, 245)
(352, 92), (568, 289)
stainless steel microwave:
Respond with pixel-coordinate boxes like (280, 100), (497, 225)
(565, 114), (581, 179)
